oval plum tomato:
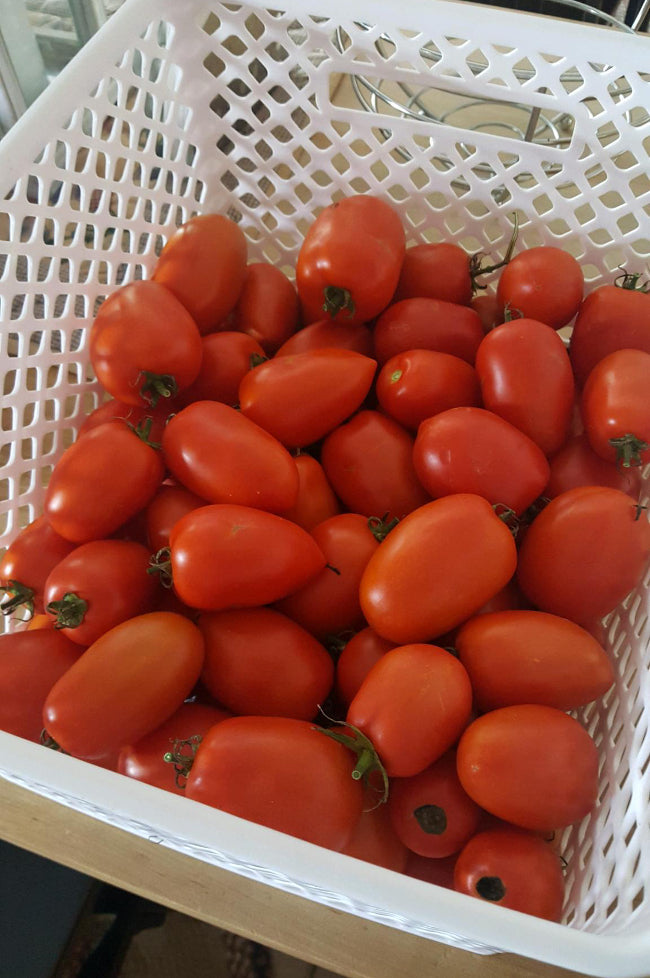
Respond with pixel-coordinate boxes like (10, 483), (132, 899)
(76, 398), (171, 443)
(43, 539), (159, 645)
(545, 434), (642, 500)
(372, 298), (484, 367)
(346, 644), (472, 777)
(175, 331), (266, 408)
(89, 280), (203, 407)
(341, 803), (409, 873)
(413, 407), (550, 516)
(44, 420), (165, 544)
(168, 504), (326, 611)
(360, 495), (518, 644)
(516, 486), (650, 624)
(162, 401), (299, 513)
(455, 610), (615, 712)
(295, 195), (405, 326)
(388, 750), (482, 859)
(152, 213), (248, 333)
(335, 627), (395, 708)
(394, 242), (473, 305)
(475, 318), (575, 456)
(0, 515), (76, 619)
(471, 292), (504, 333)
(274, 320), (374, 358)
(275, 513), (386, 640)
(569, 280), (650, 387)
(0, 629), (82, 741)
(145, 484), (206, 552)
(231, 261), (299, 354)
(376, 350), (481, 431)
(454, 827), (565, 921)
(581, 348), (650, 468)
(238, 349), (377, 448)
(198, 607), (334, 719)
(320, 410), (430, 522)
(279, 454), (341, 531)
(456, 704), (599, 831)
(117, 701), (231, 794)
(184, 715), (365, 851)
(496, 246), (584, 330)
(43, 611), (205, 759)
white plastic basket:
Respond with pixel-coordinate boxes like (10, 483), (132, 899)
(1, 0), (650, 973)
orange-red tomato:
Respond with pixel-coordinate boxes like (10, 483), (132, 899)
(375, 350), (481, 431)
(496, 246), (584, 330)
(279, 454), (341, 532)
(232, 261), (299, 354)
(393, 242), (473, 305)
(274, 320), (374, 358)
(175, 331), (266, 408)
(0, 515), (76, 618)
(335, 627), (395, 708)
(372, 297), (484, 367)
(341, 803), (409, 873)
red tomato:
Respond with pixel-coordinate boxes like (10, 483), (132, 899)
(454, 827), (565, 921)
(0, 515), (75, 618)
(496, 247), (584, 330)
(475, 318), (575, 455)
(231, 261), (299, 354)
(394, 242), (472, 305)
(275, 513), (384, 639)
(471, 292), (504, 333)
(198, 607), (333, 719)
(152, 213), (248, 333)
(89, 281), (203, 407)
(279, 454), (341, 531)
(145, 484), (206, 552)
(341, 803), (409, 873)
(372, 298), (484, 367)
(360, 495), (518, 644)
(335, 627), (395, 708)
(76, 398), (171, 443)
(274, 320), (374, 358)
(346, 644), (473, 777)
(388, 750), (482, 858)
(238, 349), (377, 448)
(296, 195), (405, 326)
(545, 434), (642, 500)
(118, 701), (230, 794)
(162, 401), (299, 513)
(185, 715), (365, 850)
(581, 349), (650, 468)
(175, 331), (266, 408)
(43, 611), (205, 759)
(457, 705), (599, 831)
(404, 852), (457, 889)
(0, 629), (82, 741)
(516, 486), (650, 624)
(168, 504), (326, 611)
(375, 350), (481, 431)
(569, 281), (650, 387)
(455, 610), (615, 712)
(320, 410), (430, 522)
(43, 539), (159, 645)
(413, 407), (550, 516)
(44, 421), (165, 544)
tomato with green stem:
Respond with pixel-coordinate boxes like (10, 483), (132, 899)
(496, 246), (584, 330)
(581, 348), (650, 468)
(545, 434), (642, 499)
(0, 515), (76, 620)
(375, 349), (481, 431)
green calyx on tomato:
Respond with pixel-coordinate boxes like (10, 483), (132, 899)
(314, 715), (389, 810)
(322, 285), (355, 319)
(614, 269), (650, 293)
(40, 729), (67, 753)
(469, 213), (519, 294)
(609, 433), (649, 469)
(367, 514), (399, 542)
(46, 591), (89, 630)
(0, 579), (35, 620)
(147, 547), (174, 589)
(127, 415), (164, 450)
(139, 370), (179, 408)
(164, 734), (203, 789)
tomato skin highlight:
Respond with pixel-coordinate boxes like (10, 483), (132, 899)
(185, 715), (365, 851)
(372, 297), (484, 367)
(581, 348), (650, 467)
(569, 283), (650, 387)
(376, 350), (481, 431)
(496, 246), (584, 330)
(43, 611), (205, 760)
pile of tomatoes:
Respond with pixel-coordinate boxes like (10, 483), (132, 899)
(2, 194), (650, 925)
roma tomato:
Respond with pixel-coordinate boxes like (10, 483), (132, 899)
(394, 242), (473, 305)
(320, 410), (430, 522)
(413, 407), (550, 516)
(341, 803), (409, 873)
(43, 539), (159, 645)
(274, 320), (374, 358)
(198, 607), (333, 719)
(335, 627), (395, 708)
(456, 704), (599, 831)
(516, 486), (650, 624)
(581, 349), (650, 468)
(471, 292), (504, 333)
(145, 484), (206, 552)
(89, 281), (203, 407)
(475, 318), (575, 455)
(346, 644), (473, 777)
(175, 331), (265, 408)
(375, 350), (481, 431)
(372, 298), (484, 367)
(496, 246), (583, 329)
(238, 349), (377, 448)
(569, 281), (650, 387)
(44, 421), (165, 544)
(184, 715), (365, 851)
(168, 504), (326, 611)
(76, 398), (171, 443)
(43, 611), (205, 759)
(162, 401), (299, 513)
(0, 629), (82, 741)
(405, 852), (457, 889)
(360, 494), (518, 643)
(0, 515), (75, 619)
(231, 261), (299, 354)
(279, 454), (341, 531)
(295, 195), (405, 326)
(152, 213), (248, 333)
(545, 434), (642, 500)
(454, 827), (565, 921)
(455, 610), (615, 712)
